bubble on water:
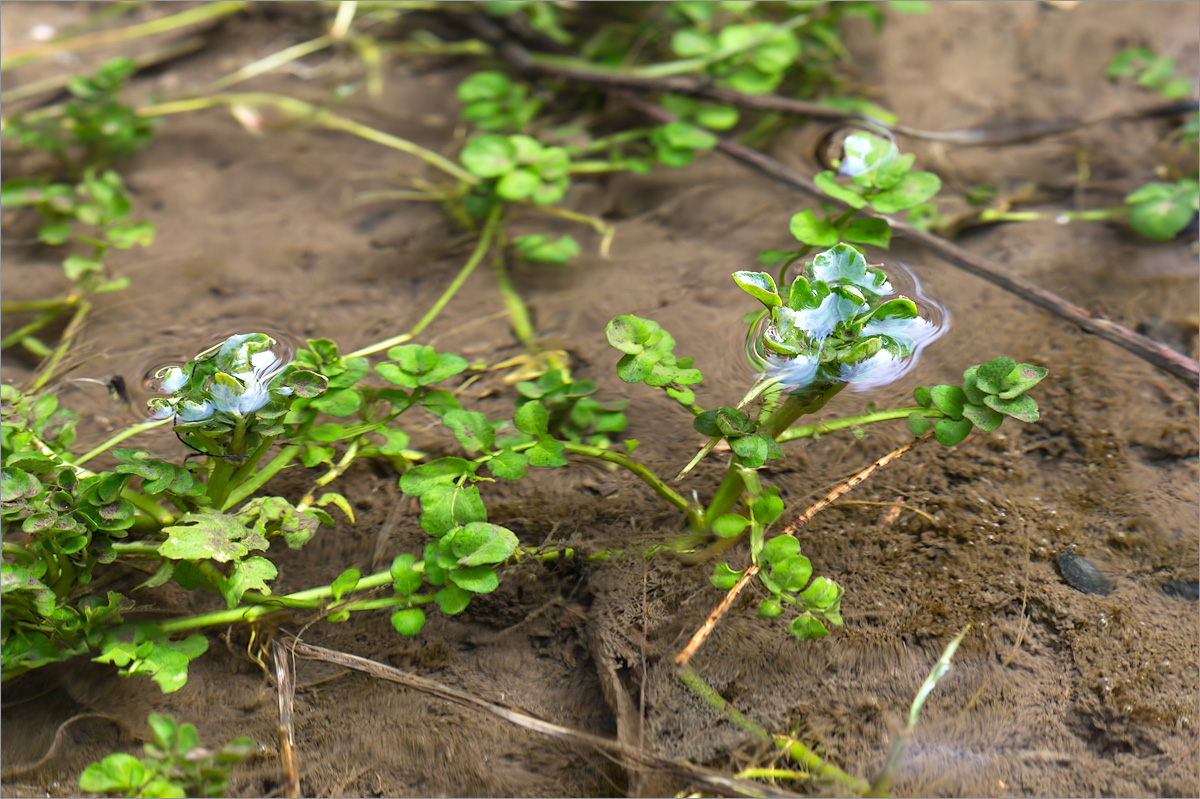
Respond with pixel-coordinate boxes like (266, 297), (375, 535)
(128, 324), (300, 420)
(744, 260), (949, 393)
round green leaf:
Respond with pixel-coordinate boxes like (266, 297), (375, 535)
(391, 608), (426, 636)
(447, 565), (499, 594)
(712, 514), (749, 539)
(789, 209), (839, 247)
(460, 135), (517, 178)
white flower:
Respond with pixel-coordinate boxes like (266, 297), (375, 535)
(159, 366), (188, 394)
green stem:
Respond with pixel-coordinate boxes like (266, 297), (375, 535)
(347, 204), (503, 359)
(976, 207), (1126, 224)
(121, 490), (175, 528)
(221, 444), (302, 509)
(204, 418), (247, 509)
(564, 128), (652, 156)
(701, 383), (845, 529)
(0, 307), (66, 350)
(490, 249), (539, 351)
(561, 442), (703, 530)
(138, 93), (477, 184)
(29, 300), (91, 391)
(0, 1), (245, 72)
(74, 418), (172, 466)
(777, 406), (943, 443)
(221, 435), (277, 510)
(678, 666), (869, 795)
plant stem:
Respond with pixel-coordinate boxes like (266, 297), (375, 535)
(677, 666), (870, 795)
(528, 204), (616, 256)
(347, 204), (503, 359)
(490, 250), (540, 351)
(975, 206), (1126, 224)
(29, 300), (91, 392)
(206, 35), (334, 92)
(139, 93), (478, 184)
(0, 1), (245, 72)
(561, 441), (703, 530)
(221, 445), (302, 509)
(204, 417), (247, 510)
(777, 406), (943, 443)
(0, 307), (66, 351)
(74, 417), (173, 466)
(121, 490), (175, 528)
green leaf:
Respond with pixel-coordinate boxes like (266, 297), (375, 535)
(447, 521), (519, 566)
(908, 412), (933, 436)
(999, 363), (1048, 398)
(528, 437), (567, 467)
(448, 565), (499, 593)
(934, 417), (973, 447)
(310, 388), (361, 417)
(712, 514), (749, 539)
(79, 753), (149, 793)
(693, 407), (753, 437)
(710, 562), (745, 590)
(62, 255), (103, 281)
(773, 555), (813, 593)
(671, 29), (715, 57)
(752, 492), (785, 525)
(729, 433), (782, 469)
(841, 217), (892, 248)
(732, 271), (782, 307)
(159, 512), (267, 563)
(487, 448), (528, 480)
(757, 599), (784, 619)
(331, 568), (361, 602)
(762, 534), (800, 565)
(1126, 180), (1198, 239)
(391, 608), (426, 636)
(788, 615), (830, 640)
(457, 71), (511, 102)
(444, 409), (495, 453)
(418, 484), (487, 537)
(511, 233), (580, 265)
(870, 171), (942, 214)
(513, 402), (550, 436)
(799, 576), (842, 610)
(390, 554), (423, 595)
(974, 358), (1016, 395)
(435, 584), (471, 614)
(656, 121), (718, 151)
(461, 134), (517, 178)
(217, 557), (276, 608)
(983, 393), (1039, 423)
(930, 385), (967, 419)
(695, 104), (738, 130)
(496, 167), (541, 200)
(814, 170), (868, 209)
(400, 458), (474, 495)
(94, 628), (208, 693)
(789, 210), (839, 247)
(962, 403), (1004, 432)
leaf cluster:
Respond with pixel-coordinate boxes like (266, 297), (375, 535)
(605, 314), (705, 409)
(2, 57), (156, 171)
(515, 367), (628, 447)
(457, 71), (543, 132)
(0, 168), (153, 292)
(461, 133), (572, 205)
(908, 357), (1048, 447)
(1107, 47), (1193, 101)
(79, 712), (254, 798)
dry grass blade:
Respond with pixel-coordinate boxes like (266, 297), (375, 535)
(675, 433), (932, 669)
(272, 640), (301, 799)
(288, 640), (802, 799)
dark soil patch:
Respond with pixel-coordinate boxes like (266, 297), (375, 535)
(2, 3), (1197, 797)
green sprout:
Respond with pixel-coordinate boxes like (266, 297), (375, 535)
(79, 713), (254, 799)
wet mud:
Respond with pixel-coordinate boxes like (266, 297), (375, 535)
(2, 2), (1197, 797)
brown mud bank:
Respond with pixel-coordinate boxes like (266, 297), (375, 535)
(2, 2), (1197, 797)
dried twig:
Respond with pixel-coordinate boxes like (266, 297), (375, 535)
(463, 14), (1197, 147)
(675, 433), (932, 669)
(288, 640), (802, 799)
(272, 640), (301, 799)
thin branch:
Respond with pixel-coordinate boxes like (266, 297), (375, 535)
(674, 433), (931, 670)
(289, 640), (802, 799)
(462, 14), (1197, 147)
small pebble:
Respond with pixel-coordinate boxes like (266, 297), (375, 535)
(1161, 580), (1199, 602)
(1057, 548), (1113, 596)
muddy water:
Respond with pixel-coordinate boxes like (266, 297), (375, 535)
(2, 3), (1197, 797)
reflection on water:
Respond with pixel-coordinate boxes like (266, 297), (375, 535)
(745, 260), (949, 393)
